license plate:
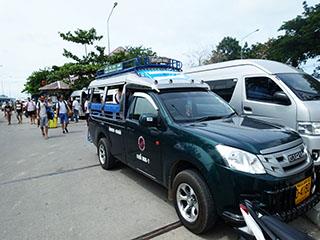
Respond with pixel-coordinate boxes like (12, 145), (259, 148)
(295, 177), (311, 205)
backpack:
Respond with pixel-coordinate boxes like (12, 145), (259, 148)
(38, 101), (54, 120)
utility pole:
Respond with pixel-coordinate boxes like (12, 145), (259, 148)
(240, 29), (260, 59)
(107, 2), (118, 55)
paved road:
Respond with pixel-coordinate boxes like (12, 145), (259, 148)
(0, 115), (319, 240)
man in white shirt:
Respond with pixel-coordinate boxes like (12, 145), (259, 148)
(26, 97), (36, 125)
(72, 98), (80, 123)
(56, 95), (69, 134)
(37, 96), (48, 139)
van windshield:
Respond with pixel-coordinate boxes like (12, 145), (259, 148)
(159, 90), (235, 123)
(277, 73), (320, 101)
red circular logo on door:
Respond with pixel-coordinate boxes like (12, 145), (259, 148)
(138, 136), (145, 151)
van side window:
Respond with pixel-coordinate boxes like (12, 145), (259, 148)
(104, 86), (123, 119)
(245, 77), (286, 104)
(129, 97), (158, 121)
(91, 87), (105, 103)
(90, 87), (105, 115)
(206, 79), (237, 102)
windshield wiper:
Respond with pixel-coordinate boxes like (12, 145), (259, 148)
(195, 115), (225, 122)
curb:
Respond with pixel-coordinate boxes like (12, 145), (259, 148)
(306, 203), (320, 228)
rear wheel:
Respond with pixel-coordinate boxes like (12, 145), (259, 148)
(173, 169), (217, 234)
(97, 138), (116, 170)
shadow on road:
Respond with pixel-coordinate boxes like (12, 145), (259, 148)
(108, 162), (238, 239)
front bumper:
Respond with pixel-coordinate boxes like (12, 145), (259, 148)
(222, 191), (320, 225)
(216, 165), (320, 225)
(301, 134), (320, 165)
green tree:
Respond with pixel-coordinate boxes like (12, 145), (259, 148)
(206, 37), (241, 63)
(269, 2), (320, 68)
(23, 32), (157, 95)
(107, 46), (157, 65)
(246, 39), (276, 59)
(23, 26), (158, 95)
(59, 28), (104, 63)
(22, 69), (51, 95)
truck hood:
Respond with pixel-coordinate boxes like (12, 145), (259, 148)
(303, 101), (320, 122)
(183, 116), (300, 154)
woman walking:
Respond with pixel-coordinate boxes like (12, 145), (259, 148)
(4, 101), (13, 125)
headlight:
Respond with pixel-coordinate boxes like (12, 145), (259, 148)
(216, 145), (266, 174)
(297, 122), (320, 136)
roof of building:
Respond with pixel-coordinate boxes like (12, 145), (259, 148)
(39, 81), (70, 91)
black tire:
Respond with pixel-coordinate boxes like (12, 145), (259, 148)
(97, 138), (116, 170)
(173, 169), (217, 234)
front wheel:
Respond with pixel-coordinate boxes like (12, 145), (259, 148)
(97, 138), (116, 170)
(173, 169), (217, 234)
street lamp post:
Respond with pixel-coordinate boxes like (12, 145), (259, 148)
(107, 2), (118, 55)
(240, 29), (260, 59)
(0, 65), (3, 95)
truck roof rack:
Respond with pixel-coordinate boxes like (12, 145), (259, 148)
(96, 57), (182, 79)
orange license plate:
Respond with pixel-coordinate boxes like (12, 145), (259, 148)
(295, 177), (311, 205)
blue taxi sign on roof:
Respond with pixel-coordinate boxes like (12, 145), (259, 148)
(104, 63), (123, 74)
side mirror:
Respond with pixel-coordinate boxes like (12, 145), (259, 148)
(139, 113), (158, 128)
(273, 91), (291, 105)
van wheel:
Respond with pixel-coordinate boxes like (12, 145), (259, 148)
(97, 138), (116, 170)
(173, 169), (217, 234)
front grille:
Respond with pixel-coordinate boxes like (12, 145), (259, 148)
(262, 170), (320, 221)
(259, 142), (311, 177)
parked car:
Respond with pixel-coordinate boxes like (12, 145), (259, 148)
(185, 59), (320, 166)
(88, 57), (320, 234)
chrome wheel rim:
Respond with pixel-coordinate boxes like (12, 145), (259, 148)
(99, 144), (106, 164)
(176, 183), (199, 223)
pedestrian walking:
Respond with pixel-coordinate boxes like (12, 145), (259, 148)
(67, 97), (73, 121)
(25, 97), (36, 124)
(15, 100), (23, 124)
(47, 98), (57, 128)
(56, 95), (70, 134)
(4, 101), (13, 125)
(37, 96), (49, 139)
(84, 98), (90, 126)
(72, 98), (80, 123)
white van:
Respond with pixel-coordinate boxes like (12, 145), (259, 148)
(185, 59), (320, 165)
(70, 89), (88, 118)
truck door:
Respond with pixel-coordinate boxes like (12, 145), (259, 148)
(125, 92), (163, 181)
(242, 75), (297, 128)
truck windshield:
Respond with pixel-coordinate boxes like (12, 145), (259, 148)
(277, 73), (320, 101)
(159, 91), (235, 123)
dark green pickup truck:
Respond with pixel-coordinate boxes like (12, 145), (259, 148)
(88, 57), (320, 234)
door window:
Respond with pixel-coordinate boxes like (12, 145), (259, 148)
(245, 77), (287, 104)
(129, 97), (158, 121)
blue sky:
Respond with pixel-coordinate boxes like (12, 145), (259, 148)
(0, 0), (318, 98)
